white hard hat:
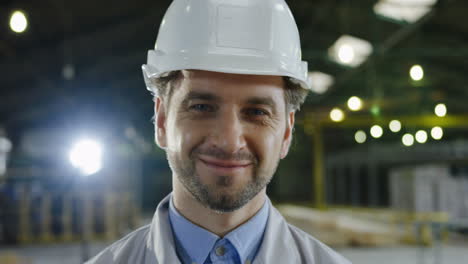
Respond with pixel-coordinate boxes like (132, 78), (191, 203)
(142, 0), (311, 92)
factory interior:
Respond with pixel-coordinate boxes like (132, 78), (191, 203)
(1, 0), (467, 263)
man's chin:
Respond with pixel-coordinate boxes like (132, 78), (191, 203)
(195, 187), (251, 213)
(204, 197), (247, 213)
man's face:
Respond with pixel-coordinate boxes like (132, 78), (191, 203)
(155, 70), (294, 212)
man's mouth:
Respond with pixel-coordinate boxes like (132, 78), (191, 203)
(198, 156), (252, 172)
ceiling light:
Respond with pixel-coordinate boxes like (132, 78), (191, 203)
(328, 35), (373, 67)
(431, 126), (443, 140)
(410, 65), (424, 81)
(374, 0), (437, 24)
(308, 72), (334, 94)
(355, 130), (367, 144)
(347, 96), (363, 111)
(338, 44), (355, 64)
(69, 139), (103, 176)
(402, 133), (414, 146)
(370, 125), (383, 138)
(9, 10), (28, 33)
(330, 108), (345, 122)
(434, 103), (447, 117)
(415, 130), (428, 143)
(389, 120), (402, 132)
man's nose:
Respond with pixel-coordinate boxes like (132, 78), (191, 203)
(208, 109), (247, 155)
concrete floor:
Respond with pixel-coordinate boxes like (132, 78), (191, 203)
(1, 241), (467, 264)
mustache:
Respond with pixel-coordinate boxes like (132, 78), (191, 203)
(191, 147), (258, 164)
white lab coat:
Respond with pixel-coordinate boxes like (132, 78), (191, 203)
(86, 194), (351, 264)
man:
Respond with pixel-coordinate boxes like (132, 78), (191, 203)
(87, 0), (351, 263)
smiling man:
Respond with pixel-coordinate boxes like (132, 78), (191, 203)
(87, 0), (351, 263)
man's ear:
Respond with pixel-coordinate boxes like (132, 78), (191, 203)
(154, 97), (167, 149)
(280, 111), (295, 159)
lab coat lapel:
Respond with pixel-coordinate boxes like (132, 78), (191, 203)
(147, 194), (181, 264)
(253, 200), (301, 264)
(146, 195), (301, 264)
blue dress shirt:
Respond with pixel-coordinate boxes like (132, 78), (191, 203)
(168, 196), (269, 264)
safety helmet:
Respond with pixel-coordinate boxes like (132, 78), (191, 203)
(142, 0), (311, 93)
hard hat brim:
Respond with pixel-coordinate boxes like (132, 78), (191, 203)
(142, 50), (311, 92)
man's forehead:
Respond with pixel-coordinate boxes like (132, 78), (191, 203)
(180, 70), (285, 88)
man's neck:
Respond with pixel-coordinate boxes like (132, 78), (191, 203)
(172, 181), (267, 237)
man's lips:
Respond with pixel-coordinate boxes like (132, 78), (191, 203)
(198, 156), (252, 169)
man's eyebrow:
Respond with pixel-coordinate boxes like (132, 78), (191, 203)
(245, 96), (277, 110)
(181, 91), (221, 105)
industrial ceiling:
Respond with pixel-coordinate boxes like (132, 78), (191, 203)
(0, 0), (466, 149)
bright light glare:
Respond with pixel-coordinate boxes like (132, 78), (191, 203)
(9, 11), (28, 33)
(415, 130), (428, 143)
(373, 0), (436, 24)
(355, 130), (367, 144)
(69, 139), (103, 175)
(370, 125), (383, 138)
(330, 108), (345, 122)
(434, 103), (447, 117)
(347, 96), (363, 111)
(389, 120), (402, 132)
(338, 44), (355, 64)
(389, 0), (437, 5)
(402, 134), (414, 146)
(329, 35), (373, 67)
(431, 126), (443, 140)
(308, 71), (334, 94)
(410, 65), (424, 81)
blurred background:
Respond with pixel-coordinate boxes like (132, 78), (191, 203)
(0, 0), (467, 263)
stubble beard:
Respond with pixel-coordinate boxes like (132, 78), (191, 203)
(167, 147), (279, 213)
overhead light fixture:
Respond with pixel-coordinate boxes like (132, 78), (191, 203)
(415, 130), (428, 143)
(374, 0), (437, 24)
(410, 65), (424, 81)
(370, 125), (384, 138)
(69, 139), (103, 176)
(308, 72), (334, 94)
(354, 130), (367, 144)
(347, 96), (363, 111)
(9, 10), (28, 33)
(330, 108), (345, 122)
(338, 44), (355, 64)
(389, 120), (402, 132)
(431, 126), (443, 140)
(328, 35), (373, 67)
(434, 103), (447, 117)
(402, 133), (414, 146)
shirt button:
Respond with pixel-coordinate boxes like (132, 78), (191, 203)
(245, 260), (252, 264)
(215, 246), (226, 256)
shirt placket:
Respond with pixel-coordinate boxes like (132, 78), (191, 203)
(207, 239), (239, 264)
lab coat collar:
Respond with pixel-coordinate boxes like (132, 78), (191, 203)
(146, 194), (301, 264)
(147, 194), (181, 263)
(253, 199), (301, 264)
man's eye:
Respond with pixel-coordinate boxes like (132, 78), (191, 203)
(189, 104), (214, 112)
(245, 108), (268, 116)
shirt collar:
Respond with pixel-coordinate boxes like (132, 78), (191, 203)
(168, 195), (269, 264)
(169, 197), (218, 264)
(224, 200), (269, 263)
